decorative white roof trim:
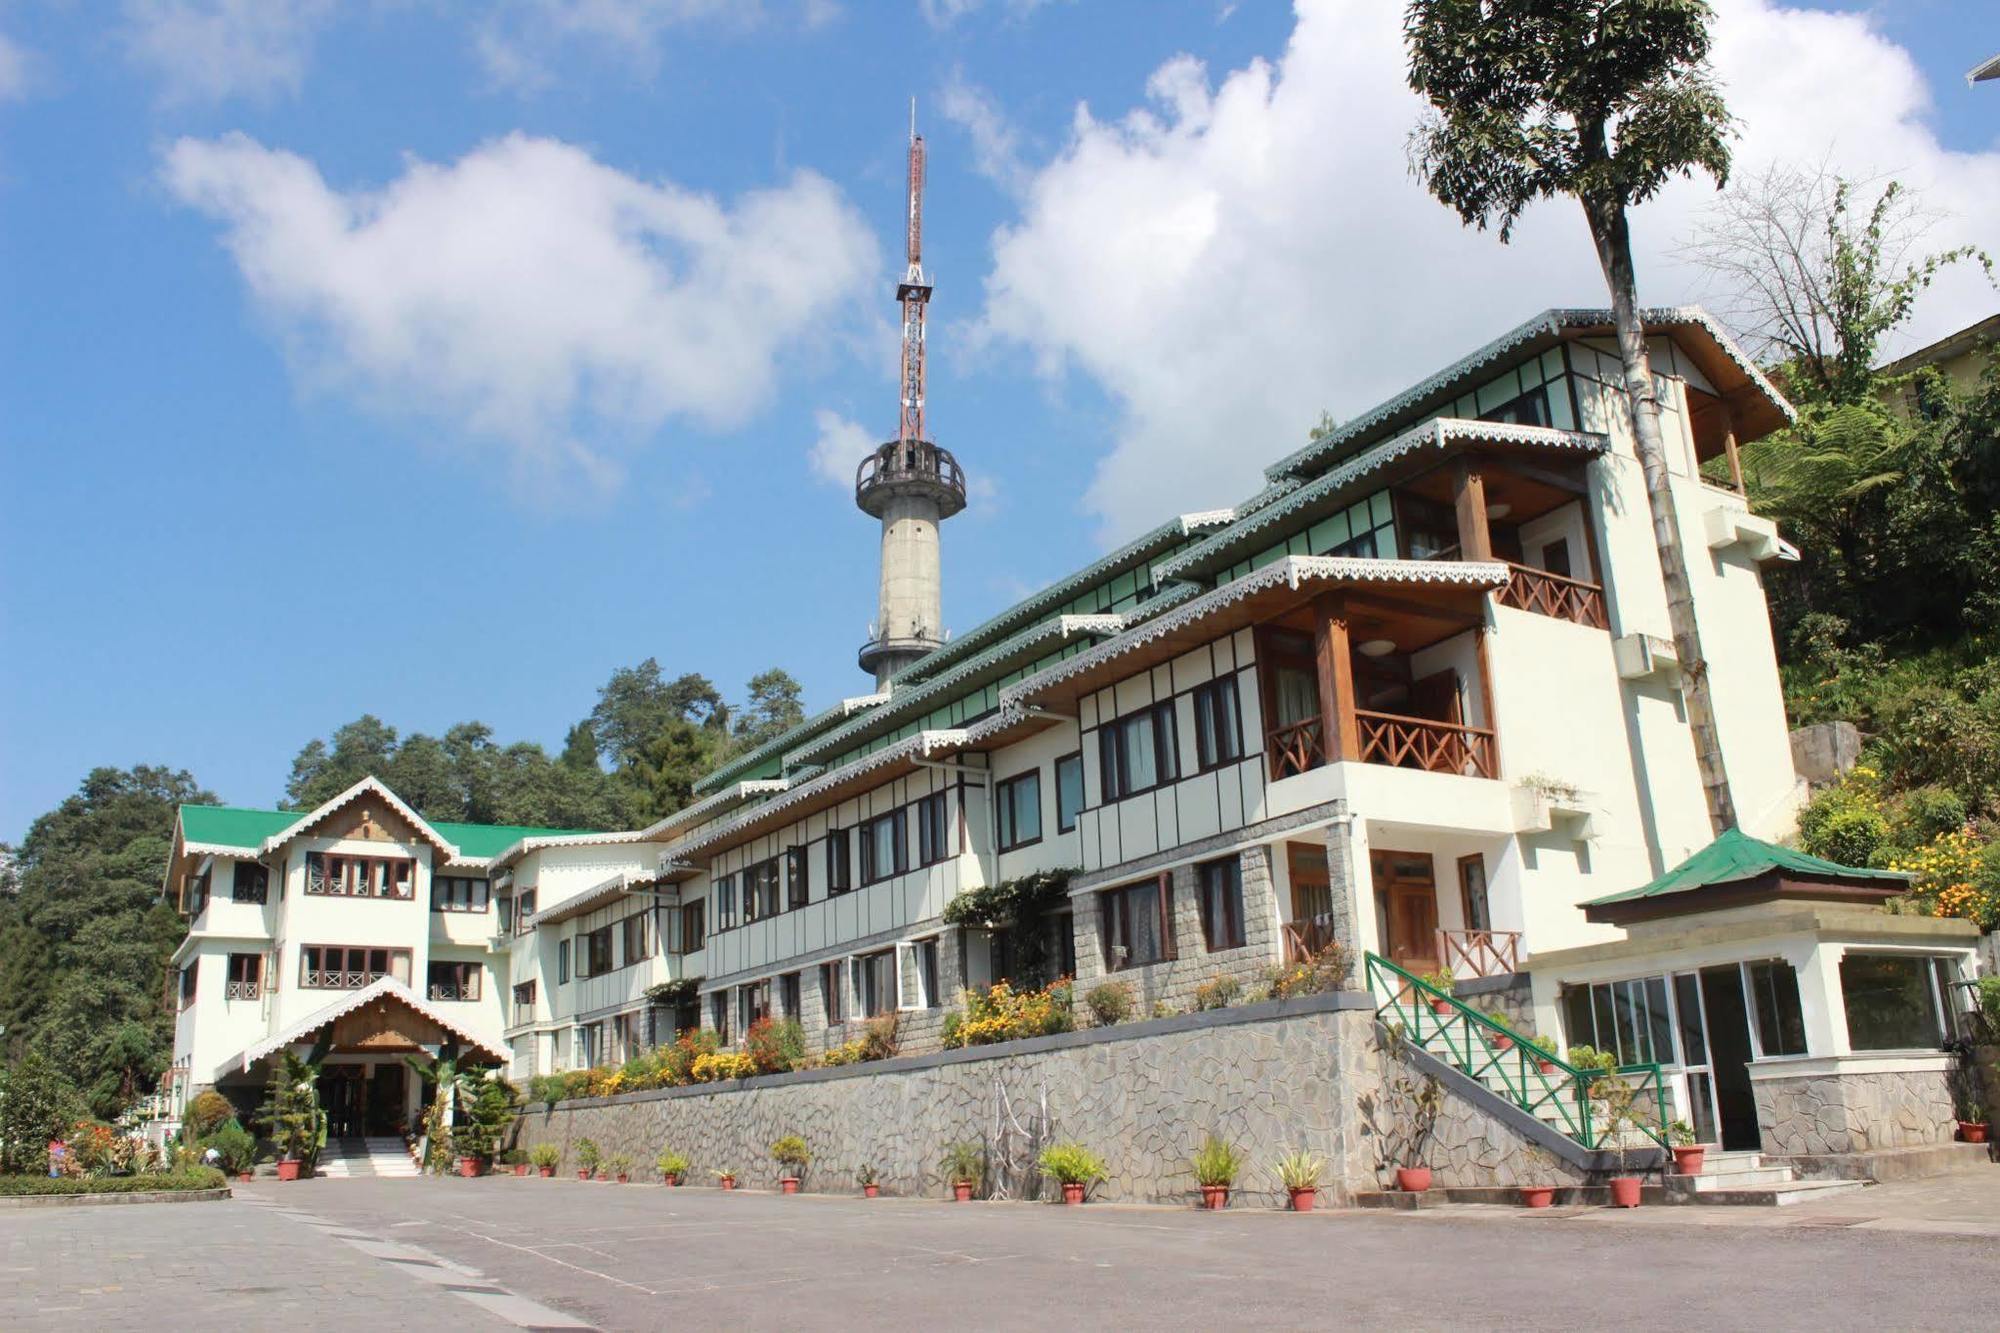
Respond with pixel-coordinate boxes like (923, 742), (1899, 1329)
(524, 870), (671, 930)
(1000, 555), (1511, 705)
(256, 776), (458, 860)
(181, 840), (256, 861)
(227, 977), (504, 1080)
(480, 828), (652, 870)
(1178, 508), (1238, 530)
(1158, 419), (1607, 582)
(635, 780), (791, 842)
(667, 729), (971, 861)
(841, 692), (891, 714)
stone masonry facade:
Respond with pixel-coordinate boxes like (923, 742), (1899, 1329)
(1752, 1066), (1957, 1156)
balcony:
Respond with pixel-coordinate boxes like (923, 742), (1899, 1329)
(224, 980), (262, 1001)
(1355, 710), (1496, 779)
(855, 439), (967, 520)
(1494, 562), (1606, 629)
(1282, 914), (1343, 965)
(1437, 928), (1523, 979)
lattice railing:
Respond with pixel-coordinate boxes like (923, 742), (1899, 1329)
(1355, 711), (1496, 778)
(1281, 914), (1342, 965)
(1437, 929), (1522, 978)
(224, 980), (262, 1001)
(1265, 717), (1324, 780)
(1496, 562), (1608, 629)
(304, 969), (376, 990)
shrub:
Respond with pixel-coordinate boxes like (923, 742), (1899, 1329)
(771, 1135), (811, 1174)
(943, 979), (1076, 1048)
(0, 1053), (85, 1175)
(1566, 1044), (1617, 1074)
(1892, 827), (1989, 925)
(66, 1120), (118, 1174)
(1263, 942), (1354, 999)
(941, 1141), (984, 1185)
(202, 1119), (257, 1175)
(1036, 1142), (1107, 1187)
(1190, 1134), (1244, 1188)
(1191, 974), (1241, 1011)
(745, 1018), (807, 1076)
(1798, 782), (1889, 865)
(819, 1038), (867, 1066)
(859, 1014), (900, 1062)
(1889, 785), (1970, 849)
(690, 1051), (757, 1082)
(0, 1168), (226, 1197)
(656, 1148), (689, 1177)
(576, 1138), (601, 1172)
(182, 1089), (234, 1142)
(530, 1144), (561, 1171)
(1273, 1149), (1324, 1191)
(1085, 980), (1135, 1026)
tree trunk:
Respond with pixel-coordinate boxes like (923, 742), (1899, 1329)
(1582, 189), (1738, 837)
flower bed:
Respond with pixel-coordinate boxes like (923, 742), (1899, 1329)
(0, 1168), (227, 1197)
(942, 979), (1075, 1048)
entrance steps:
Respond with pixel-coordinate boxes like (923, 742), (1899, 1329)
(317, 1137), (419, 1178)
(1664, 1150), (1867, 1206)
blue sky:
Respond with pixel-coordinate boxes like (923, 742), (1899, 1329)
(2, 0), (1995, 839)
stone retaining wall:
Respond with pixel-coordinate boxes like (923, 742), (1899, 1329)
(1751, 1065), (1957, 1155)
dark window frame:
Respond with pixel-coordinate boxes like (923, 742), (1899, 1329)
(1100, 874), (1176, 971)
(230, 861), (268, 904)
(996, 769), (1044, 852)
(225, 951), (262, 1000)
(557, 938), (570, 984)
(426, 959), (482, 1002)
(1098, 701), (1180, 802)
(1054, 751), (1085, 833)
(619, 910), (651, 966)
(303, 851), (414, 900)
(679, 898), (706, 952)
(821, 960), (846, 1026)
(1191, 675), (1244, 771)
(1198, 857), (1245, 951)
(432, 875), (491, 914)
(583, 924), (614, 978)
(916, 790), (951, 866)
(298, 944), (410, 989)
(786, 845), (810, 910)
(858, 808), (909, 886)
(825, 828), (852, 895)
(742, 857), (781, 923)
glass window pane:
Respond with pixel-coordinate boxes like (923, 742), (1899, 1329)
(1839, 953), (1944, 1051)
(1673, 973), (1707, 1065)
(1591, 984), (1616, 1057)
(1748, 961), (1808, 1056)
(1562, 985), (1595, 1050)
(1644, 977), (1673, 1066)
(1123, 713), (1158, 790)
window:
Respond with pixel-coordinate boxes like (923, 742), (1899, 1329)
(515, 889), (536, 934)
(741, 979), (770, 1031)
(1101, 877), (1174, 970)
(679, 899), (706, 952)
(1559, 975), (1675, 1066)
(714, 873), (738, 929)
(821, 961), (846, 1025)
(178, 960), (198, 1010)
(231, 862), (268, 904)
(896, 937), (940, 1010)
(1840, 953), (1949, 1051)
(1055, 752), (1084, 832)
(859, 809), (907, 884)
(709, 992), (731, 1046)
(512, 980), (536, 1024)
(1747, 960), (1808, 1057)
(1100, 703), (1178, 801)
(1481, 383), (1551, 427)
(1540, 538), (1572, 579)
(620, 911), (651, 966)
(996, 771), (1042, 851)
(583, 924), (614, 978)
(225, 952), (262, 1001)
(1198, 858), (1244, 951)
(577, 1022), (602, 1069)
(304, 852), (413, 899)
(1192, 677), (1243, 770)
(743, 858), (781, 923)
(856, 950), (897, 1017)
(916, 790), (951, 865)
(612, 1011), (641, 1062)
(183, 871), (209, 916)
(300, 945), (410, 989)
(427, 960), (481, 1002)
(786, 845), (810, 909)
(825, 829), (852, 895)
(557, 938), (571, 984)
(1458, 855), (1491, 934)
(780, 971), (802, 1022)
(497, 895), (514, 934)
(433, 876), (490, 913)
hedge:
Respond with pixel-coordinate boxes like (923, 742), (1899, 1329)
(0, 1168), (227, 1197)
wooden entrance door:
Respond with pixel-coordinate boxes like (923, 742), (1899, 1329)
(1371, 850), (1439, 975)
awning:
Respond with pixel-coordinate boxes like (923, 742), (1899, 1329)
(222, 976), (507, 1081)
(1582, 828), (1909, 926)
(525, 871), (678, 930)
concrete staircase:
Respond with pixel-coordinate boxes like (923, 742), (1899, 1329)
(316, 1136), (420, 1178)
(1664, 1149), (1867, 1206)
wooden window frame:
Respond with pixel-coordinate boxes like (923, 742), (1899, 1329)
(432, 876), (491, 914)
(825, 828), (853, 895)
(679, 899), (706, 952)
(821, 960), (846, 1026)
(995, 769), (1044, 852)
(1098, 702), (1180, 803)
(779, 971), (802, 1022)
(426, 959), (482, 1002)
(1054, 751), (1085, 833)
(858, 809), (908, 886)
(178, 960), (199, 1010)
(1192, 675), (1244, 771)
(224, 951), (263, 1001)
(1198, 857), (1245, 951)
(557, 938), (570, 984)
(786, 845), (810, 910)
(619, 910), (650, 966)
(1457, 854), (1491, 934)
(1100, 874), (1176, 971)
(916, 790), (951, 866)
(714, 873), (738, 930)
(583, 924), (614, 978)
(304, 852), (414, 900)
(299, 944), (410, 990)
(230, 862), (268, 905)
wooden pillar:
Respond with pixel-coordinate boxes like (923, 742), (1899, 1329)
(1453, 463), (1493, 562)
(1313, 593), (1360, 764)
(1720, 400), (1746, 496)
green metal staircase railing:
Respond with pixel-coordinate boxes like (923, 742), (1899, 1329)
(1364, 952), (1670, 1152)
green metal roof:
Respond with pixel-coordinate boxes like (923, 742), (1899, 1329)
(1583, 828), (1908, 908)
(176, 803), (596, 860)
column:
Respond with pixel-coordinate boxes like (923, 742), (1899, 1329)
(1070, 889), (1105, 985)
(1322, 805), (1379, 970)
(1453, 463), (1493, 562)
(1312, 593), (1359, 764)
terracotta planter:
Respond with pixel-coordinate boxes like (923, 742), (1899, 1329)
(1288, 1186), (1316, 1212)
(664, 1173), (682, 1186)
(1395, 1166), (1432, 1193)
(1061, 1182), (1085, 1206)
(1491, 1035), (1513, 1051)
(1608, 1176), (1642, 1208)
(615, 1173), (629, 1184)
(275, 1158), (302, 1182)
(1199, 1184), (1229, 1210)
(1430, 999), (1453, 1015)
(719, 1176), (736, 1191)
(577, 1169), (591, 1180)
(1536, 1059), (1557, 1075)
(538, 1167), (554, 1178)
(1520, 1186), (1555, 1209)
(457, 1157), (486, 1178)
(863, 1183), (880, 1198)
(1958, 1121), (1989, 1144)
(780, 1177), (800, 1194)
(513, 1163), (529, 1177)
(1671, 1145), (1707, 1175)
(953, 1181), (974, 1202)
(238, 1171), (253, 1183)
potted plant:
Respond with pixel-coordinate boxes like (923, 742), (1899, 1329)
(530, 1144), (560, 1177)
(1482, 1012), (1514, 1051)
(857, 1164), (880, 1199)
(1275, 1149), (1324, 1212)
(205, 1119), (256, 1182)
(1596, 1073), (1647, 1208)
(457, 1152), (486, 1178)
(1190, 1133), (1243, 1210)
(576, 1138), (601, 1181)
(714, 1167), (737, 1190)
(942, 1141), (984, 1201)
(1528, 1035), (1561, 1075)
(1418, 967), (1455, 1013)
(1960, 1109), (1989, 1145)
(1666, 1119), (1707, 1175)
(657, 1149), (689, 1185)
(1518, 1144), (1558, 1209)
(1037, 1142), (1107, 1205)
(502, 1148), (529, 1177)
(772, 1135), (810, 1193)
(255, 1050), (327, 1182)
(608, 1154), (631, 1184)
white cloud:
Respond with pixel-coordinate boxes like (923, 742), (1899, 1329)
(472, 1), (833, 93)
(809, 408), (877, 488)
(939, 69), (1026, 194)
(920, 0), (1066, 29)
(121, 0), (334, 105)
(975, 0), (2000, 542)
(0, 28), (34, 101)
(164, 132), (879, 493)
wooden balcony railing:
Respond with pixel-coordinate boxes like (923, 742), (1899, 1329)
(1495, 562), (1608, 629)
(1265, 717), (1324, 781)
(223, 980), (261, 1001)
(427, 982), (478, 1002)
(303, 969), (381, 990)
(1355, 711), (1496, 778)
(1437, 928), (1523, 979)
(1282, 914), (1342, 965)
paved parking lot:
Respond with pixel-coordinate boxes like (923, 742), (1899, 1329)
(7, 1174), (1998, 1329)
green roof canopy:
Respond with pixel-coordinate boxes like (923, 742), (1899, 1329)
(1583, 828), (1908, 922)
(177, 803), (595, 861)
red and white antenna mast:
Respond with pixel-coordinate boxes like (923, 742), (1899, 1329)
(895, 100), (932, 445)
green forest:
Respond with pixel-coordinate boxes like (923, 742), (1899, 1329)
(1, 162), (1994, 1125)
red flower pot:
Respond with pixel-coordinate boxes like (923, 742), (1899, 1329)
(665, 1173), (682, 1186)
(953, 1181), (974, 1202)
(781, 1177), (800, 1194)
(1395, 1166), (1432, 1193)
(457, 1157), (485, 1178)
(1430, 999), (1453, 1015)
(538, 1167), (554, 1178)
(1061, 1182), (1085, 1206)
(578, 1169), (591, 1180)
(1608, 1176), (1642, 1208)
(615, 1174), (629, 1184)
(275, 1159), (302, 1182)
(238, 1171), (253, 1183)
(1520, 1186), (1555, 1209)
(1288, 1186), (1316, 1213)
(1671, 1145), (1707, 1175)
(720, 1176), (736, 1190)
(1958, 1121), (1989, 1144)
(1536, 1060), (1557, 1075)
(863, 1183), (880, 1198)
(1492, 1035), (1513, 1051)
(1199, 1185), (1229, 1210)
(513, 1163), (528, 1177)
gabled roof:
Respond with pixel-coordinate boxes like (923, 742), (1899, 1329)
(178, 805), (308, 856)
(225, 976), (506, 1080)
(1583, 828), (1908, 924)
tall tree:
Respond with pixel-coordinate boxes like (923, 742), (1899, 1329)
(1407, 0), (1739, 834)
(735, 669), (807, 750)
